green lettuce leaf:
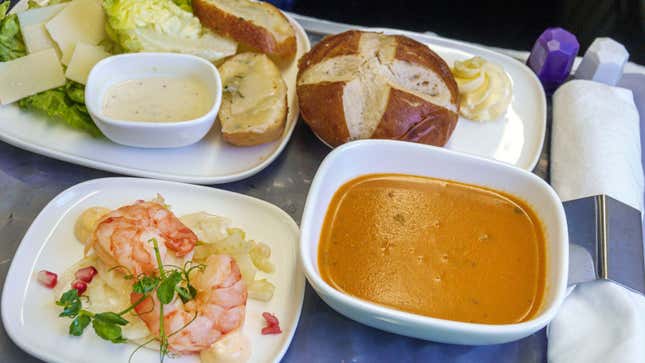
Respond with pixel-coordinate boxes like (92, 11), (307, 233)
(103, 0), (235, 61)
(18, 81), (102, 137)
(0, 2), (8, 19)
(0, 1), (27, 61)
(172, 0), (192, 12)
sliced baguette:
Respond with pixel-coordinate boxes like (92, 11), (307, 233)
(194, 0), (296, 63)
(218, 52), (288, 146)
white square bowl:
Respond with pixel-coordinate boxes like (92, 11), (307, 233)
(299, 140), (568, 345)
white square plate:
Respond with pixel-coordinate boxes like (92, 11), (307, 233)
(1, 178), (304, 363)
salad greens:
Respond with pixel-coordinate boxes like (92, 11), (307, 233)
(0, 1), (25, 61)
(103, 0), (235, 61)
(103, 0), (201, 51)
(0, 0), (227, 136)
(18, 81), (102, 136)
(0, 0), (101, 136)
(172, 0), (192, 12)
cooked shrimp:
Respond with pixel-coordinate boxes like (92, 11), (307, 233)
(90, 200), (197, 275)
(131, 255), (247, 354)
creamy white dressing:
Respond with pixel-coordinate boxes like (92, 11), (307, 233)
(102, 76), (212, 122)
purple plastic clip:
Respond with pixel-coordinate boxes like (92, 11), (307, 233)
(527, 27), (580, 93)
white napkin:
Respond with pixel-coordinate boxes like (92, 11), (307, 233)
(618, 74), (645, 211)
(551, 80), (644, 212)
(547, 280), (645, 363)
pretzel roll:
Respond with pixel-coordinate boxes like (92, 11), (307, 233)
(297, 30), (460, 147)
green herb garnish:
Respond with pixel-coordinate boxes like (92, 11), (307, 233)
(56, 290), (130, 344)
(132, 274), (160, 294)
(69, 314), (91, 336)
(56, 238), (204, 363)
(56, 289), (82, 317)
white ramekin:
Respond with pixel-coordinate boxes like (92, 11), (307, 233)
(85, 53), (222, 148)
(300, 139), (569, 345)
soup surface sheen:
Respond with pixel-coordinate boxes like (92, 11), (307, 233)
(319, 173), (546, 324)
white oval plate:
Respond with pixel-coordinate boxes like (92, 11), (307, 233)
(1, 178), (304, 363)
(311, 26), (547, 171)
(0, 1), (310, 184)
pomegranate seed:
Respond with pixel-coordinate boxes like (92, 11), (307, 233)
(71, 280), (87, 295)
(36, 270), (58, 288)
(262, 312), (279, 326)
(262, 324), (281, 335)
(75, 266), (98, 283)
(261, 312), (282, 335)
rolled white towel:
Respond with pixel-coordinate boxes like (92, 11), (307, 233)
(547, 280), (645, 363)
(551, 80), (643, 212)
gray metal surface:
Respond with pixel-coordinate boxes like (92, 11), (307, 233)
(0, 6), (553, 363)
(564, 195), (645, 293)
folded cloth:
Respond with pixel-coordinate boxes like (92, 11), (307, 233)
(618, 74), (645, 210)
(547, 280), (645, 363)
(568, 243), (596, 285)
(551, 80), (644, 212)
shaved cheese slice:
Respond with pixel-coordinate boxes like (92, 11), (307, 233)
(17, 3), (67, 28)
(18, 3), (67, 55)
(65, 43), (110, 84)
(22, 23), (60, 55)
(0, 49), (66, 105)
(45, 0), (106, 65)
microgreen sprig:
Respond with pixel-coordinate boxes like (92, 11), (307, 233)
(151, 237), (169, 362)
(56, 238), (204, 363)
(148, 239), (205, 362)
(55, 289), (129, 343)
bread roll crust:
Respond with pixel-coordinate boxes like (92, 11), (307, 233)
(298, 31), (362, 71)
(296, 30), (460, 147)
(194, 0), (296, 62)
(373, 88), (458, 145)
(297, 82), (351, 146)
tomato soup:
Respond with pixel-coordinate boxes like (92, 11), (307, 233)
(318, 174), (546, 324)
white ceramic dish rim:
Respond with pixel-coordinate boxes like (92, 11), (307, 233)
(308, 26), (547, 171)
(1, 177), (305, 363)
(85, 53), (223, 128)
(0, 6), (310, 184)
(299, 140), (568, 340)
(378, 27), (547, 171)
